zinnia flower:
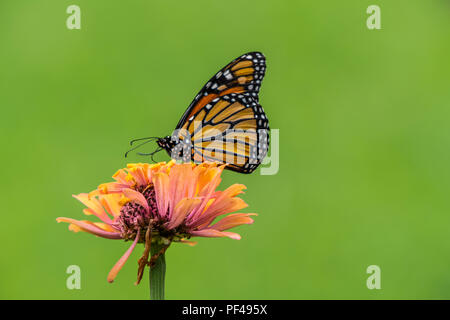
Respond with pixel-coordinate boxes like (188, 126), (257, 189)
(56, 161), (256, 285)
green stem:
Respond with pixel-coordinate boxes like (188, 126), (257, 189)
(149, 243), (166, 300)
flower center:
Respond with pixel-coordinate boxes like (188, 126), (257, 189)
(116, 186), (158, 241)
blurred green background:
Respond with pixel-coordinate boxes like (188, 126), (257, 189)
(1, 0), (449, 299)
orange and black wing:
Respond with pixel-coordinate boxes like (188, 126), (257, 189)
(172, 52), (269, 173)
(176, 52), (266, 130)
(181, 94), (269, 173)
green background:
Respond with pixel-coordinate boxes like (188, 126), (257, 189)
(1, 0), (449, 299)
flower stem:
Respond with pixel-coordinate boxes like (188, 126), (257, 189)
(149, 243), (166, 300)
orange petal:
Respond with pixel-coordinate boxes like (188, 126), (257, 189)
(128, 166), (146, 186)
(188, 167), (223, 222)
(92, 182), (129, 196)
(197, 167), (223, 197)
(221, 184), (246, 198)
(73, 193), (112, 224)
(168, 164), (194, 218)
(99, 194), (123, 218)
(203, 184), (246, 214)
(210, 213), (257, 231)
(167, 198), (202, 230)
(93, 222), (119, 233)
(179, 239), (198, 246)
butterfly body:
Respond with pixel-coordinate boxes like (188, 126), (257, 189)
(156, 136), (174, 153)
(157, 136), (191, 163)
(134, 52), (270, 174)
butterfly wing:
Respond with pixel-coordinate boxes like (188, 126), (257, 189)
(171, 52), (269, 173)
(176, 52), (266, 130)
(180, 94), (269, 173)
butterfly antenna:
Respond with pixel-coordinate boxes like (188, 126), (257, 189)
(137, 147), (163, 163)
(151, 147), (163, 163)
(125, 138), (158, 158)
(129, 136), (159, 146)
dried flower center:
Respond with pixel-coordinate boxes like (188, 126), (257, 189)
(115, 185), (192, 245)
(116, 186), (158, 241)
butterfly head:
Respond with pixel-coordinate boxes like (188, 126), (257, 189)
(156, 136), (175, 151)
(157, 135), (193, 163)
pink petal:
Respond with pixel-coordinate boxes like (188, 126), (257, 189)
(122, 188), (149, 213)
(56, 217), (122, 239)
(112, 169), (129, 184)
(187, 168), (222, 222)
(185, 165), (197, 199)
(190, 197), (248, 229)
(153, 172), (170, 219)
(168, 164), (193, 219)
(199, 184), (246, 217)
(107, 229), (140, 283)
(190, 229), (241, 240)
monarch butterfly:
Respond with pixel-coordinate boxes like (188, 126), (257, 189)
(126, 52), (269, 174)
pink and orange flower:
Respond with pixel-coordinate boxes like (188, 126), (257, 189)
(57, 161), (256, 283)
